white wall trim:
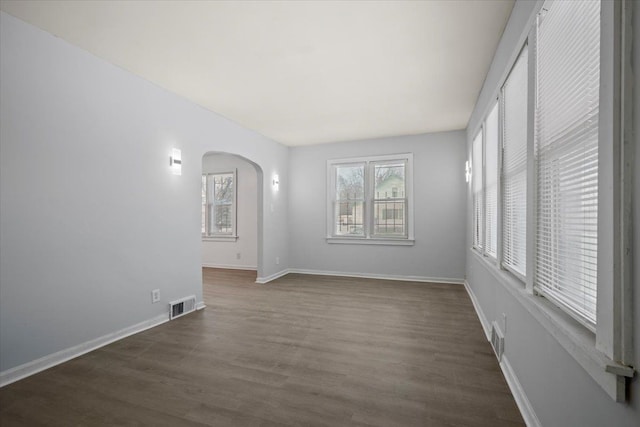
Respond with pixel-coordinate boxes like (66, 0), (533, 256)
(289, 268), (464, 285)
(196, 301), (206, 311)
(202, 235), (239, 242)
(0, 313), (169, 388)
(500, 356), (543, 427)
(255, 268), (290, 284)
(463, 280), (491, 340)
(202, 263), (257, 271)
(464, 279), (541, 427)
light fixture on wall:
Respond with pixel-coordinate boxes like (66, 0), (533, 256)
(465, 160), (471, 183)
(170, 148), (182, 175)
(272, 174), (279, 190)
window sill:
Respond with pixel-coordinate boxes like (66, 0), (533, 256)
(326, 237), (415, 246)
(202, 235), (238, 242)
(470, 250), (634, 401)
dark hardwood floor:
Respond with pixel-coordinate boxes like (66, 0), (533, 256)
(0, 268), (524, 426)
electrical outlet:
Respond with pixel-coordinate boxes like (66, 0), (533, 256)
(151, 289), (160, 303)
(275, 256), (280, 265)
(236, 252), (241, 260)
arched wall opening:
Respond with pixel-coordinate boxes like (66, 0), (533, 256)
(201, 151), (264, 279)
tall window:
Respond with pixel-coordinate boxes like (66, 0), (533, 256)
(534, 0), (600, 328)
(472, 131), (484, 250)
(485, 102), (499, 258)
(328, 154), (413, 242)
(501, 46), (528, 277)
(202, 171), (236, 237)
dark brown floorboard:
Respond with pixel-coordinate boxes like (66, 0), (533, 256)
(0, 268), (525, 426)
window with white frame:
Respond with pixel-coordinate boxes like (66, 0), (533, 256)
(501, 45), (528, 278)
(202, 171), (236, 238)
(534, 0), (600, 329)
(484, 102), (499, 258)
(472, 131), (484, 250)
(472, 102), (498, 258)
(327, 154), (413, 243)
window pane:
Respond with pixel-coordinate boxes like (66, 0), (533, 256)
(373, 200), (406, 236)
(213, 174), (234, 204)
(336, 165), (364, 200)
(214, 205), (232, 234)
(502, 46), (528, 276)
(472, 131), (484, 249)
(374, 163), (405, 199)
(485, 102), (499, 257)
(373, 162), (406, 236)
(205, 172), (234, 236)
(534, 0), (599, 328)
(334, 164), (365, 236)
(335, 201), (364, 236)
(201, 175), (206, 234)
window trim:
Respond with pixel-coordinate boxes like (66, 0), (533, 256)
(326, 153), (414, 245)
(202, 169), (238, 241)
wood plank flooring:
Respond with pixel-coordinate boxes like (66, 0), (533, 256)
(0, 268), (525, 426)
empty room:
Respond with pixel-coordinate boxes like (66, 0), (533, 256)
(0, 1), (638, 426)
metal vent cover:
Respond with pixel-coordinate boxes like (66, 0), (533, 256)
(169, 295), (196, 320)
(490, 321), (505, 361)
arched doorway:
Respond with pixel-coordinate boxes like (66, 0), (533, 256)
(201, 152), (264, 280)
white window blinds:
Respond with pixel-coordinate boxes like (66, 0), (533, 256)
(472, 131), (484, 250)
(501, 46), (528, 277)
(485, 102), (499, 258)
(534, 0), (600, 328)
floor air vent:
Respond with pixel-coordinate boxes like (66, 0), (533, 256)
(169, 295), (196, 320)
(490, 321), (505, 361)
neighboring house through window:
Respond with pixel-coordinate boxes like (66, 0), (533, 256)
(327, 153), (414, 245)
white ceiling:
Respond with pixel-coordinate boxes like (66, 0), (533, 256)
(0, 0), (513, 146)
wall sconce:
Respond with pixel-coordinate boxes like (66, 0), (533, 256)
(465, 160), (471, 183)
(170, 148), (182, 176)
(272, 174), (280, 190)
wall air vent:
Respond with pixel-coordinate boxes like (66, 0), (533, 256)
(169, 295), (196, 320)
(490, 321), (505, 361)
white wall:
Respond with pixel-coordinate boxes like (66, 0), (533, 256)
(202, 153), (258, 269)
(289, 131), (466, 282)
(465, 2), (640, 426)
(0, 12), (289, 374)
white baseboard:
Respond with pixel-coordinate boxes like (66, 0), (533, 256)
(196, 301), (206, 310)
(463, 280), (491, 340)
(289, 268), (464, 285)
(463, 280), (540, 427)
(500, 356), (542, 427)
(202, 263), (257, 271)
(255, 268), (290, 284)
(0, 313), (169, 388)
